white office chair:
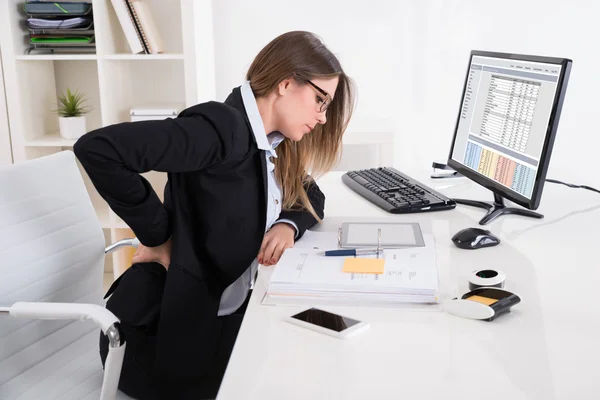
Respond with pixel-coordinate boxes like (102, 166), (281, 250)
(0, 151), (135, 400)
(334, 131), (394, 171)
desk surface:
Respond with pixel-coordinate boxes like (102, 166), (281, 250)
(217, 170), (600, 400)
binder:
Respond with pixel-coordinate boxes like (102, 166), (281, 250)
(123, 0), (149, 54)
(109, 0), (144, 54)
(130, 0), (163, 54)
(110, 0), (163, 54)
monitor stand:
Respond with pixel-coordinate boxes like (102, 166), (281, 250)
(453, 192), (544, 225)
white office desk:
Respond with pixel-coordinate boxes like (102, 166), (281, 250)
(217, 170), (600, 400)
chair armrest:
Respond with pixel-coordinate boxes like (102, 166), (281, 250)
(105, 237), (139, 254)
(9, 302), (119, 333)
(5, 302), (126, 400)
(101, 340), (126, 400)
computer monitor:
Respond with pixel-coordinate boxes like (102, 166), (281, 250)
(447, 50), (572, 225)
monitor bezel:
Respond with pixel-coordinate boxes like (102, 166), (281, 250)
(447, 50), (572, 210)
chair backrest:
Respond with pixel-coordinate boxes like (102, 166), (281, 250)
(0, 150), (106, 387)
(333, 131), (395, 171)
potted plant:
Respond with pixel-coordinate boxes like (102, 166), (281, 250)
(55, 88), (92, 140)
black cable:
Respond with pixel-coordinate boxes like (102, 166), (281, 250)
(432, 162), (600, 195)
(546, 179), (600, 195)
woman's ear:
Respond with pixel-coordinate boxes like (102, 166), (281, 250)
(277, 78), (293, 96)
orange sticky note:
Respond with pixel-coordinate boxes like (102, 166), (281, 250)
(342, 258), (385, 274)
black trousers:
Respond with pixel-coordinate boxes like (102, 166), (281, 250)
(99, 262), (250, 400)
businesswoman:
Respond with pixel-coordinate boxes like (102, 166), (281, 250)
(74, 30), (355, 399)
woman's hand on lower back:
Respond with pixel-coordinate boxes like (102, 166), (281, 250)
(131, 238), (172, 270)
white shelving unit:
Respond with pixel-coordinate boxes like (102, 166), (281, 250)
(0, 0), (216, 280)
(0, 46), (12, 166)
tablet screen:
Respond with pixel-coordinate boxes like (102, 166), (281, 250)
(342, 222), (425, 248)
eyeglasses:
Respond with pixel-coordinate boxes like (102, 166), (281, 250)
(295, 74), (333, 113)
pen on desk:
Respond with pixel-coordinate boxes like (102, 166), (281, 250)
(317, 248), (382, 257)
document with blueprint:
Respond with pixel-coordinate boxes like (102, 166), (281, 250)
(263, 233), (439, 307)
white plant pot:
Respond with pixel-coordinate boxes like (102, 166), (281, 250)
(58, 116), (87, 140)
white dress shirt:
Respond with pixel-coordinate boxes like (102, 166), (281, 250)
(217, 81), (298, 316)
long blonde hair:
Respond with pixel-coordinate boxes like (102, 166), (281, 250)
(246, 31), (355, 221)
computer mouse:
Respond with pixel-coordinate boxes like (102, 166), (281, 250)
(451, 227), (500, 250)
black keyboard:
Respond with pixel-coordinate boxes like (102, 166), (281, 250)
(342, 167), (456, 214)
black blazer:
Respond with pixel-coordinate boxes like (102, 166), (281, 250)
(74, 87), (325, 381)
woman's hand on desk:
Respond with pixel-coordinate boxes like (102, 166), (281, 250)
(258, 223), (295, 266)
(131, 238), (172, 270)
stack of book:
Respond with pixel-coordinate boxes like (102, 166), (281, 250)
(23, 1), (95, 55)
(110, 0), (163, 54)
(263, 234), (440, 308)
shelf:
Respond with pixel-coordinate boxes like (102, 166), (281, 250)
(1, 0), (208, 279)
(25, 132), (76, 147)
(94, 0), (184, 56)
(14, 54), (184, 61)
(15, 54), (98, 61)
(101, 54), (184, 60)
(14, 54), (185, 61)
(16, 60), (102, 148)
(100, 60), (185, 125)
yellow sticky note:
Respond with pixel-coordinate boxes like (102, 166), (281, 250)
(342, 258), (385, 274)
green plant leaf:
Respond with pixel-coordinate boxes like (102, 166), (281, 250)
(55, 88), (92, 117)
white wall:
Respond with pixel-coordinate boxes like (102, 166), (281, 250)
(212, 0), (598, 185)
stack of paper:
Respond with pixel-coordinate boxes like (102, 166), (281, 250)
(264, 234), (439, 307)
(23, 3), (96, 54)
(27, 18), (91, 29)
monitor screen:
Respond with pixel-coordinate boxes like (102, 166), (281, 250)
(449, 52), (569, 204)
